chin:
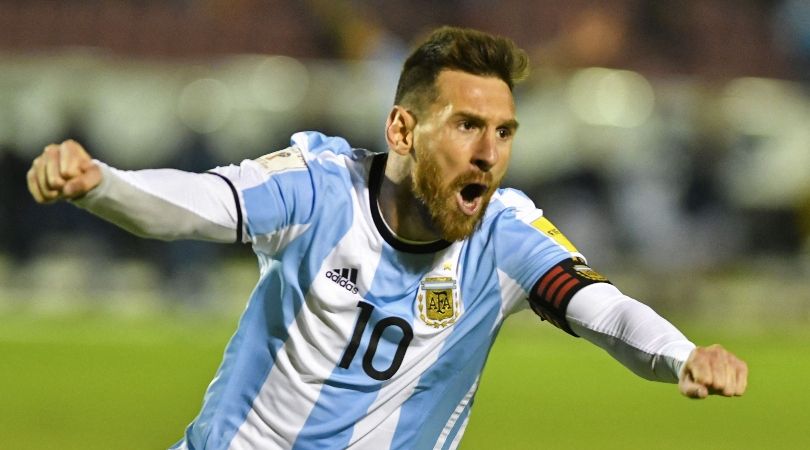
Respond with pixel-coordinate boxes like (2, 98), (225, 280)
(435, 205), (487, 242)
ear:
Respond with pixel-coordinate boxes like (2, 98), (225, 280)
(385, 106), (416, 156)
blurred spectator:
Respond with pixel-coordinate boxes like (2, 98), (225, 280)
(0, 147), (34, 262)
(773, 0), (810, 81)
(1, 0), (807, 305)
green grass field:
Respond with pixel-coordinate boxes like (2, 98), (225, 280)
(1, 311), (807, 449)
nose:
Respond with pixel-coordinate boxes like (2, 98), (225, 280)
(472, 132), (498, 172)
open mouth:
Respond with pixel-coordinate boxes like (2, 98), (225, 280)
(456, 183), (487, 216)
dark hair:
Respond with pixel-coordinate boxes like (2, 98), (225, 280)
(393, 26), (529, 113)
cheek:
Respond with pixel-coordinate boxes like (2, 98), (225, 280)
(424, 134), (458, 169)
(496, 145), (513, 172)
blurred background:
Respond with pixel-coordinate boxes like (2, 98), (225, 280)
(1, 0), (809, 449)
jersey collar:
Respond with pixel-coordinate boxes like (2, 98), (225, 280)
(369, 153), (452, 254)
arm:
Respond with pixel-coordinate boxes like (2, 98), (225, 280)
(26, 140), (239, 243)
(566, 282), (748, 398)
(565, 283), (695, 382)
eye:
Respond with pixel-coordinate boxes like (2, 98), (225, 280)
(459, 120), (475, 131)
(496, 127), (513, 139)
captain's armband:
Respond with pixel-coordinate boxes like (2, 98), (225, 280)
(528, 258), (611, 336)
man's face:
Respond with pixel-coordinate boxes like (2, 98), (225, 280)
(410, 70), (517, 241)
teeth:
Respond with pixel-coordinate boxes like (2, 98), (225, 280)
(456, 192), (480, 216)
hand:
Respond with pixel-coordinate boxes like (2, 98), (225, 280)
(27, 140), (102, 203)
(679, 344), (748, 399)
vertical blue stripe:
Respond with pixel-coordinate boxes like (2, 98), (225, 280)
(390, 236), (504, 449)
(242, 170), (314, 236)
(181, 160), (355, 449)
(292, 245), (434, 450)
(183, 259), (285, 448)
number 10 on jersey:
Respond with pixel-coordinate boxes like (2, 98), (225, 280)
(339, 301), (414, 381)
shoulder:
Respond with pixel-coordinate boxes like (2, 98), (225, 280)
(480, 187), (583, 258)
(484, 188), (544, 224)
(291, 131), (377, 169)
(219, 131), (375, 190)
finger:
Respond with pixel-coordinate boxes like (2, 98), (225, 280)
(26, 165), (50, 203)
(33, 155), (62, 202)
(78, 158), (97, 173)
(62, 163), (101, 199)
(679, 372), (708, 399)
(734, 358), (749, 396)
(709, 349), (729, 394)
(43, 144), (66, 190)
(722, 355), (737, 396)
(687, 349), (713, 388)
(59, 139), (89, 178)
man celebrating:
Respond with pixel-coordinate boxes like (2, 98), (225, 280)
(27, 27), (747, 450)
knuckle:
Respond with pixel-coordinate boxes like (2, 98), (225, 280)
(41, 190), (57, 200)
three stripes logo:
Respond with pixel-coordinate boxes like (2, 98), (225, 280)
(529, 258), (610, 335)
(536, 265), (580, 309)
(325, 268), (360, 294)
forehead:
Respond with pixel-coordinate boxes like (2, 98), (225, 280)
(431, 70), (515, 118)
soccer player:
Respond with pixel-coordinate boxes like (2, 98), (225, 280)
(27, 26), (747, 450)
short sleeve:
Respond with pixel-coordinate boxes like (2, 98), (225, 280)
(209, 145), (314, 244)
(490, 189), (610, 334)
(491, 189), (583, 291)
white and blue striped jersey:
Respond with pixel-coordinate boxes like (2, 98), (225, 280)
(74, 130), (695, 450)
(170, 131), (590, 449)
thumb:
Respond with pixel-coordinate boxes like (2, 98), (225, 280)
(679, 372), (709, 399)
(63, 161), (102, 199)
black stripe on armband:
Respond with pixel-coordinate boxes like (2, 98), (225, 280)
(528, 258), (611, 336)
(206, 171), (243, 244)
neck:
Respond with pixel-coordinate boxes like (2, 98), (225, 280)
(379, 155), (441, 242)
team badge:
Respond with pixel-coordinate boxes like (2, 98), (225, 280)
(253, 146), (306, 175)
(417, 277), (460, 328)
(573, 264), (609, 282)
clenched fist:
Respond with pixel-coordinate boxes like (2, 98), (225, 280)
(679, 344), (748, 399)
(26, 140), (102, 203)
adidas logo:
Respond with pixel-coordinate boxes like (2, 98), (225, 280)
(325, 268), (359, 294)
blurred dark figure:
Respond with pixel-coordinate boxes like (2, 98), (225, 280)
(154, 133), (226, 306)
(773, 0), (810, 81)
(0, 147), (35, 262)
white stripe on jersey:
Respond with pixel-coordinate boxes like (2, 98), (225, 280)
(496, 268), (530, 323)
(434, 376), (479, 450)
(445, 414), (470, 450)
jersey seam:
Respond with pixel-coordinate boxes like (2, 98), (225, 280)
(206, 171), (244, 243)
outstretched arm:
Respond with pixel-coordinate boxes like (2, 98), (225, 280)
(26, 140), (240, 243)
(565, 282), (748, 398)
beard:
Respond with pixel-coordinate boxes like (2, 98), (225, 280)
(411, 146), (500, 242)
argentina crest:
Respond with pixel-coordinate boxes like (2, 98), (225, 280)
(417, 276), (461, 328)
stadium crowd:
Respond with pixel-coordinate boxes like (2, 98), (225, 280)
(1, 0), (809, 307)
